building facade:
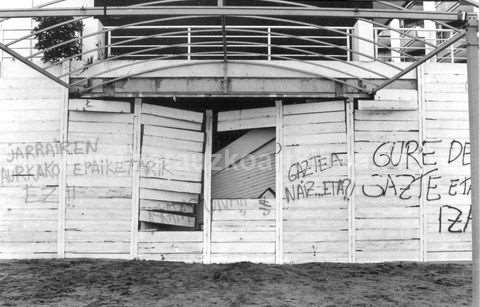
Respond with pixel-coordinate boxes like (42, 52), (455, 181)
(0, 0), (477, 263)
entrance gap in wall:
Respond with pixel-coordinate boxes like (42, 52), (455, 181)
(135, 97), (339, 234)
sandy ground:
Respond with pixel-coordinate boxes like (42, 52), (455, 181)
(0, 260), (472, 307)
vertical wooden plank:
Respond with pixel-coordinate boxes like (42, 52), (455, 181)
(57, 61), (69, 258)
(275, 100), (284, 264)
(130, 98), (142, 259)
(346, 97), (355, 263)
(417, 65), (426, 262)
(203, 110), (213, 264)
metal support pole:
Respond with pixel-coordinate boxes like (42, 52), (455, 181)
(466, 16), (480, 307)
(0, 42), (70, 88)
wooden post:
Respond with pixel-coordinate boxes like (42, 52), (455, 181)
(417, 65), (426, 261)
(346, 97), (355, 263)
(352, 20), (374, 61)
(466, 18), (480, 307)
(57, 61), (70, 258)
(130, 98), (142, 259)
(275, 100), (284, 264)
(203, 110), (213, 264)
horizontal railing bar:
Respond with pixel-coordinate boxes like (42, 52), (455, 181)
(0, 6), (461, 21)
(105, 25), (353, 30)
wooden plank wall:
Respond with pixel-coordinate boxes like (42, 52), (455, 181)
(137, 231), (203, 262)
(217, 107), (275, 132)
(422, 63), (472, 261)
(211, 199), (276, 263)
(282, 101), (350, 263)
(0, 64), (63, 258)
(354, 108), (421, 262)
(138, 104), (204, 230)
(65, 102), (134, 258)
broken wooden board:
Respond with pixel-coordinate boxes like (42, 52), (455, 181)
(139, 210), (195, 228)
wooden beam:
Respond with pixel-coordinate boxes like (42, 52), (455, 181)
(57, 62), (70, 258)
(203, 110), (213, 264)
(346, 97), (355, 263)
(130, 98), (141, 259)
(275, 100), (284, 264)
(417, 65), (426, 262)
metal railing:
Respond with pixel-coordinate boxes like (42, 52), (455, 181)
(0, 28), (40, 59)
(374, 27), (467, 63)
(1, 24), (467, 64)
(105, 25), (353, 61)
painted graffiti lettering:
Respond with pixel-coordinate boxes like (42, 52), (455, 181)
(448, 177), (471, 196)
(5, 139), (99, 162)
(448, 140), (470, 165)
(287, 152), (345, 182)
(285, 178), (353, 202)
(438, 205), (472, 233)
(361, 168), (441, 201)
(372, 140), (431, 169)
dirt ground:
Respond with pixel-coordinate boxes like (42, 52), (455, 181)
(0, 259), (472, 307)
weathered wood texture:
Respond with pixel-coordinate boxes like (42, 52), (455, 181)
(139, 104), (205, 229)
(217, 107), (275, 131)
(65, 101), (134, 258)
(137, 231), (203, 262)
(0, 65), (63, 258)
(354, 106), (421, 262)
(211, 199), (276, 263)
(422, 63), (471, 262)
(282, 101), (350, 263)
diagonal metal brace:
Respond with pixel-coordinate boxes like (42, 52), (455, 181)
(0, 42), (70, 88)
(371, 30), (467, 94)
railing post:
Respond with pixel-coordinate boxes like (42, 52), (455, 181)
(187, 27), (191, 61)
(346, 28), (351, 61)
(267, 26), (271, 61)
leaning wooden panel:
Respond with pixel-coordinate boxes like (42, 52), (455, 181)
(140, 178), (202, 194)
(142, 103), (203, 123)
(139, 210), (195, 228)
(143, 125), (204, 142)
(141, 114), (202, 131)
